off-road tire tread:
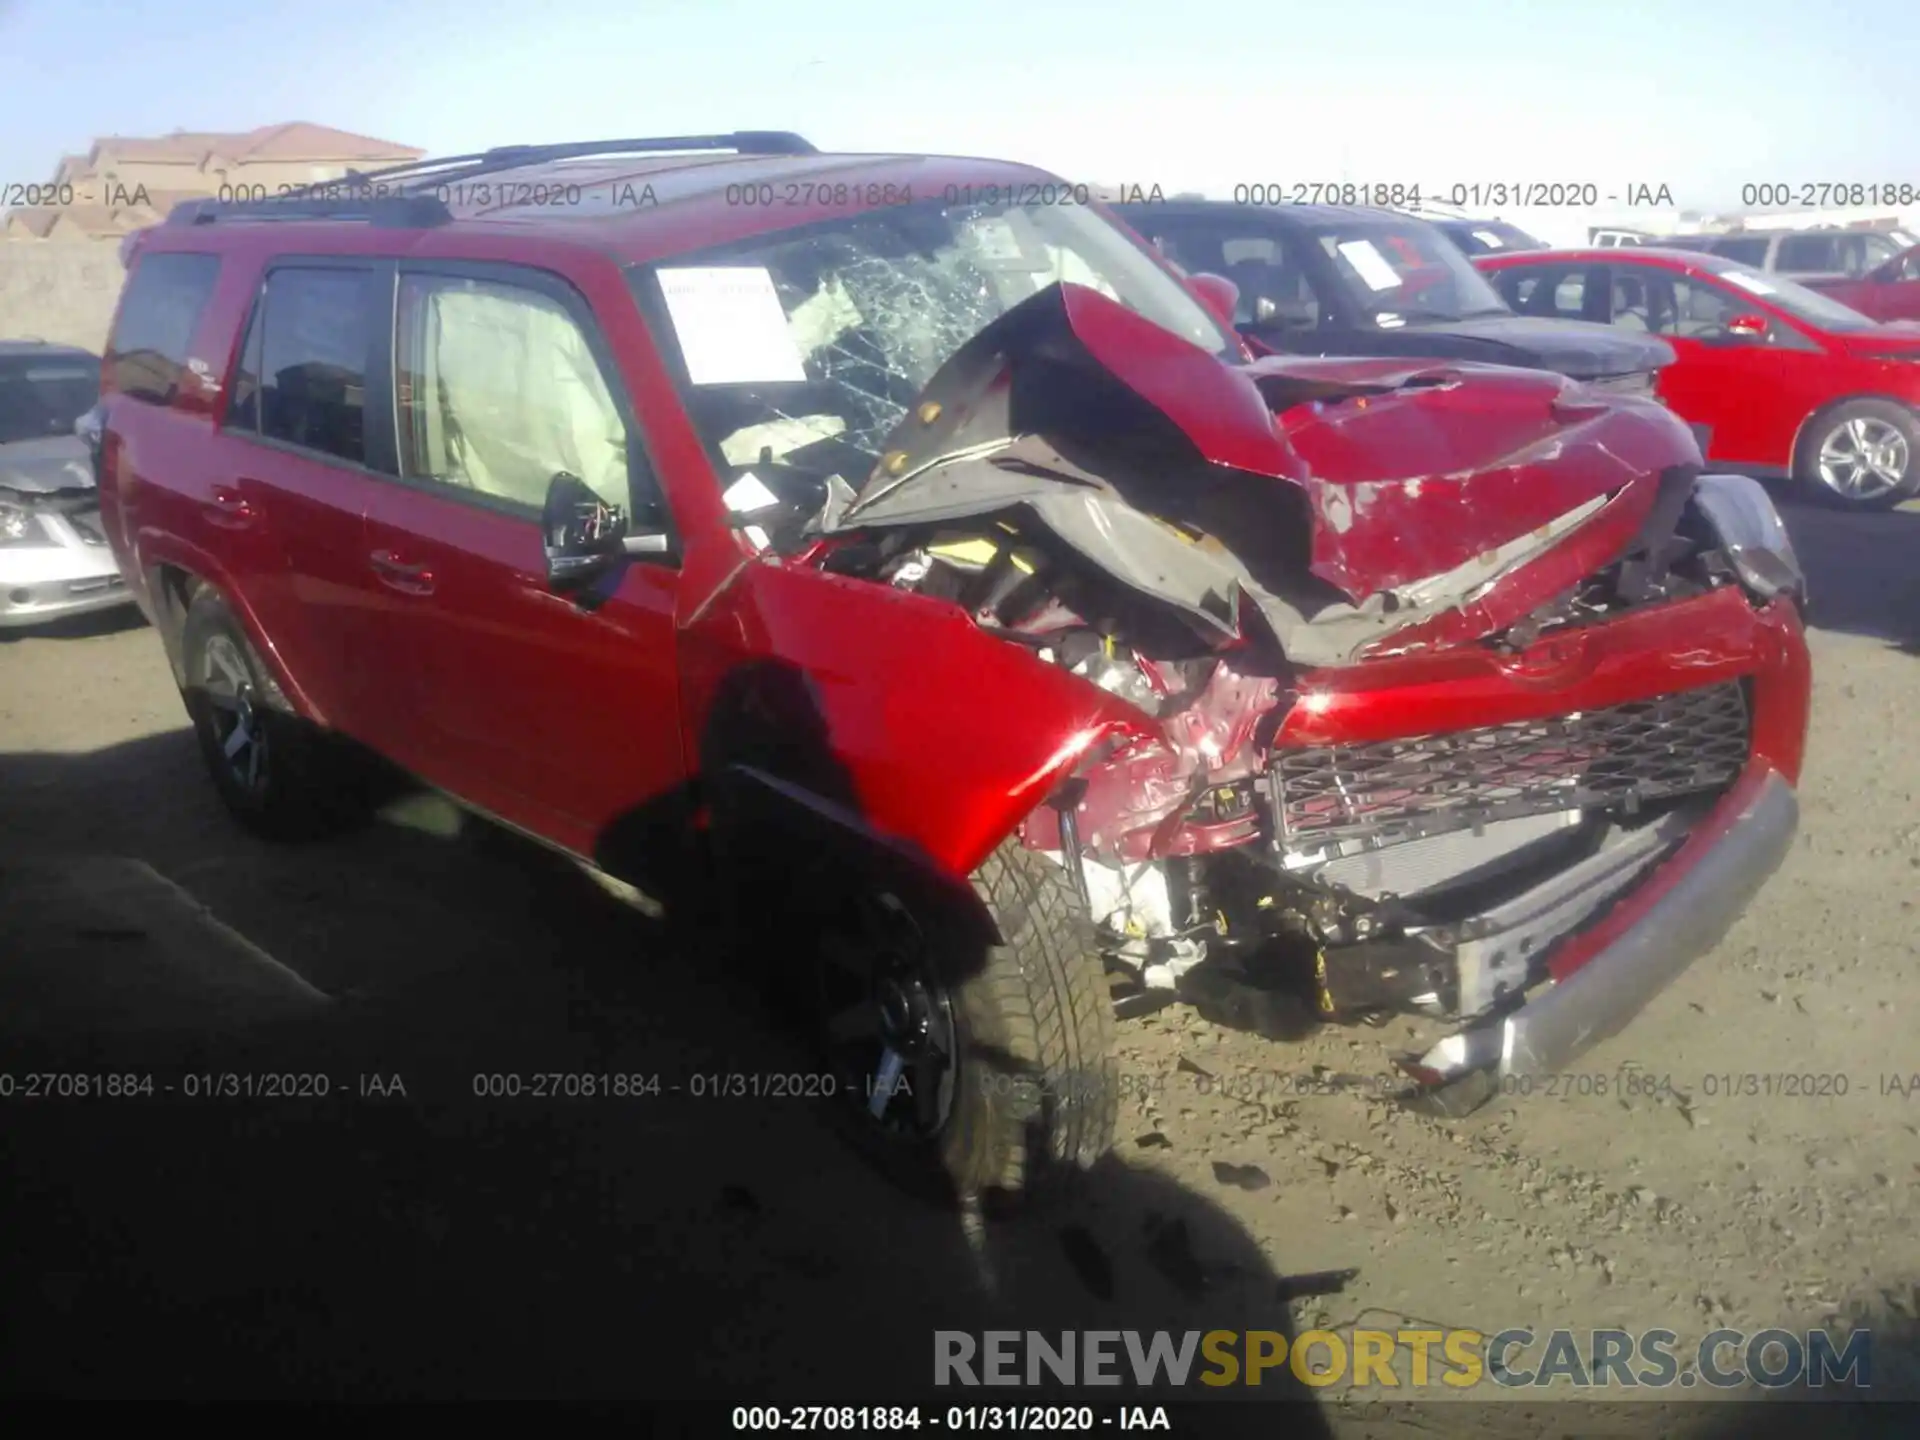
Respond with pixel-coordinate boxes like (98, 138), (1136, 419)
(964, 838), (1118, 1206)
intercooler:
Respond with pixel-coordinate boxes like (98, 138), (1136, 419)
(1272, 682), (1751, 897)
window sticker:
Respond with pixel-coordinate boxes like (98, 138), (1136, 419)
(1472, 229), (1504, 249)
(1337, 239), (1404, 292)
(966, 217), (1031, 265)
(722, 471), (780, 512)
(656, 267), (807, 385)
(1722, 270), (1778, 296)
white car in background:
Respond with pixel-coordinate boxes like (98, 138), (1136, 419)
(0, 340), (132, 629)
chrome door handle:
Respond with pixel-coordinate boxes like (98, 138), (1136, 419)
(369, 550), (435, 595)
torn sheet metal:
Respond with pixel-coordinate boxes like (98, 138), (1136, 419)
(818, 283), (1702, 666)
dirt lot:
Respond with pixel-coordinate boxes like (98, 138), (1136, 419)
(4, 498), (1920, 1433)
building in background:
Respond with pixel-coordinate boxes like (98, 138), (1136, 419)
(3, 123), (425, 241)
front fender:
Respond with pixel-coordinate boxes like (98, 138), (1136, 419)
(681, 561), (1157, 883)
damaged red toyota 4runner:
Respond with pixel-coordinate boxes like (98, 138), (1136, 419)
(89, 134), (1811, 1210)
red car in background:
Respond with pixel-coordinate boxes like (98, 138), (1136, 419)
(1477, 246), (1920, 510)
(1801, 243), (1920, 324)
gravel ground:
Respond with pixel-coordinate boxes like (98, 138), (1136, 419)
(3, 498), (1919, 1433)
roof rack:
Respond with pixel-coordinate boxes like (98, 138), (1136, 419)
(163, 193), (455, 229)
(341, 131), (818, 190)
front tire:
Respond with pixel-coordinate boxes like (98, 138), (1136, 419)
(813, 838), (1117, 1213)
(1795, 399), (1920, 510)
(179, 588), (363, 841)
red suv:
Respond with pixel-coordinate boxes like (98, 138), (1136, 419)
(1478, 246), (1920, 510)
(91, 135), (1810, 1207)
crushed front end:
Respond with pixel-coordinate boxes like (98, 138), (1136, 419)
(1, 446), (130, 628)
(801, 282), (1810, 1109)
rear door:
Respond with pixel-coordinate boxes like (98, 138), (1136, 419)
(211, 260), (400, 742)
(357, 260), (686, 859)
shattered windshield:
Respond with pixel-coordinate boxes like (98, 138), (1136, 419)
(0, 358), (99, 446)
(630, 198), (1233, 498)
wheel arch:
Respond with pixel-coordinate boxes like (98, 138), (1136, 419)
(151, 560), (314, 718)
(705, 763), (1008, 952)
(1788, 391), (1919, 476)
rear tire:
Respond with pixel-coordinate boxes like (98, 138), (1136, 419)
(1794, 399), (1920, 511)
(179, 588), (365, 841)
(813, 838), (1117, 1213)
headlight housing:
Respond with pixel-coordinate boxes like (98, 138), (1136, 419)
(1, 499), (47, 548)
(1690, 473), (1805, 602)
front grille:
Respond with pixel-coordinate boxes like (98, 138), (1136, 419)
(1274, 681), (1750, 850)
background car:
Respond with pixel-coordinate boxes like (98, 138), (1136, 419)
(1427, 216), (1548, 256)
(1111, 200), (1670, 389)
(1662, 228), (1909, 283)
(0, 339), (131, 628)
(1590, 227), (1653, 248)
(1792, 242), (1920, 323)
(1477, 245), (1920, 509)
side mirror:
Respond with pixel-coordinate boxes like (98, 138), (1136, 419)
(542, 471), (646, 590)
(1726, 313), (1769, 339)
(75, 402), (104, 451)
(1186, 271), (1239, 328)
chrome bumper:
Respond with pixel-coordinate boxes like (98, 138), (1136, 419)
(1404, 764), (1798, 1096)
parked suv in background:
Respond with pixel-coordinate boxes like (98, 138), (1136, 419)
(1, 339), (131, 628)
(1665, 228), (1910, 283)
(1112, 200), (1672, 389)
(95, 134), (1808, 1207)
(1426, 217), (1547, 256)
(1793, 241), (1920, 323)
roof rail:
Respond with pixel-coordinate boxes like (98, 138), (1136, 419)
(341, 131), (818, 190)
(163, 193), (455, 229)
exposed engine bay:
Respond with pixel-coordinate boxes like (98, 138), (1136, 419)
(701, 279), (1806, 1075)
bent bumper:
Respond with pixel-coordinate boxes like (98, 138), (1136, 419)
(1405, 761), (1798, 1094)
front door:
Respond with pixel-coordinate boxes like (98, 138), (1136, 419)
(358, 263), (687, 861)
(1615, 267), (1824, 469)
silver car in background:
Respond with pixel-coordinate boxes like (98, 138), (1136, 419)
(1, 340), (132, 629)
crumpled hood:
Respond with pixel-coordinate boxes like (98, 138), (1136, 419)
(0, 435), (95, 497)
(827, 282), (1701, 664)
(1290, 313), (1674, 380)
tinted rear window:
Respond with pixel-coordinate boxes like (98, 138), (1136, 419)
(1712, 237), (1770, 267)
(106, 252), (221, 405)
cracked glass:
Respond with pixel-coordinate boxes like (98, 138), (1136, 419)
(631, 198), (1232, 512)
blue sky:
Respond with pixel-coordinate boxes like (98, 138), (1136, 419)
(0, 0), (1911, 211)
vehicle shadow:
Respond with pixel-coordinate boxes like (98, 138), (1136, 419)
(1776, 497), (1920, 654)
(0, 603), (147, 644)
(1671, 1296), (1920, 1437)
(0, 720), (1333, 1429)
